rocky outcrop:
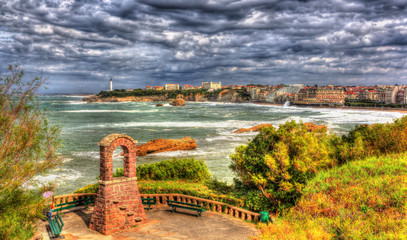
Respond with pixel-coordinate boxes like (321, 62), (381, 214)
(232, 124), (273, 134)
(170, 98), (185, 106)
(233, 123), (328, 134)
(304, 122), (328, 133)
(136, 137), (197, 156)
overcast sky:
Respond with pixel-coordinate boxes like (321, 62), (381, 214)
(1, 0), (407, 93)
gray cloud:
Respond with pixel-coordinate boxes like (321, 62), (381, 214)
(0, 0), (406, 93)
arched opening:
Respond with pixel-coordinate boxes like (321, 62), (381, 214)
(112, 145), (128, 178)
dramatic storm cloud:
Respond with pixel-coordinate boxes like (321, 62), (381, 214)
(0, 0), (406, 93)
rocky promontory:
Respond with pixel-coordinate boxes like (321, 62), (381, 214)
(233, 122), (328, 134)
(83, 95), (167, 103)
(136, 137), (197, 156)
(233, 124), (273, 133)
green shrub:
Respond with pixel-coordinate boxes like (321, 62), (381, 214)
(114, 158), (211, 182)
(333, 115), (407, 164)
(230, 120), (336, 212)
(75, 158), (211, 192)
(253, 153), (407, 239)
(0, 189), (45, 239)
(231, 116), (407, 212)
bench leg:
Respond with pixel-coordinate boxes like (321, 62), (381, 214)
(172, 206), (176, 213)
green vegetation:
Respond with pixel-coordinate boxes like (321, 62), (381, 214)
(230, 116), (407, 213)
(0, 65), (61, 239)
(74, 158), (243, 207)
(253, 153), (407, 239)
(345, 99), (406, 108)
(97, 88), (208, 99)
(230, 121), (336, 212)
(114, 158), (211, 182)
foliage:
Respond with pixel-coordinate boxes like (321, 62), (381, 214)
(97, 88), (208, 99)
(230, 121), (336, 212)
(231, 116), (407, 212)
(0, 65), (61, 239)
(113, 158), (211, 182)
(253, 153), (407, 239)
(74, 180), (244, 208)
(0, 189), (46, 240)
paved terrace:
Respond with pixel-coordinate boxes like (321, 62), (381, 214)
(35, 206), (258, 240)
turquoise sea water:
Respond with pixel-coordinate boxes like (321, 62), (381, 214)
(39, 96), (407, 194)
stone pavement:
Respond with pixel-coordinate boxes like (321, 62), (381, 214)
(36, 206), (258, 240)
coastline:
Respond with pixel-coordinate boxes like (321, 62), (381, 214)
(82, 95), (407, 114)
(253, 102), (407, 114)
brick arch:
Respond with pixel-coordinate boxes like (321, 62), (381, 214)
(98, 134), (138, 181)
(90, 133), (146, 235)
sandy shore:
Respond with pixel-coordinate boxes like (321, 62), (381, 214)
(253, 102), (407, 114)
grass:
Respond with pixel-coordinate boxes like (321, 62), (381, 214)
(253, 153), (407, 239)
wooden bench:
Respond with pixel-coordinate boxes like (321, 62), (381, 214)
(54, 196), (95, 214)
(141, 197), (157, 210)
(167, 200), (206, 217)
(48, 212), (64, 238)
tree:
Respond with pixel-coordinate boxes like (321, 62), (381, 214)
(0, 65), (61, 239)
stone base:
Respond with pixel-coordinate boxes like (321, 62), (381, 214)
(89, 177), (146, 235)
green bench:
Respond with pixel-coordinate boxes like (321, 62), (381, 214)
(141, 197), (157, 210)
(48, 212), (64, 238)
(54, 196), (95, 214)
(167, 200), (206, 217)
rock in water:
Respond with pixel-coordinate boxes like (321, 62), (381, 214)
(233, 124), (273, 133)
(156, 103), (164, 107)
(136, 137), (197, 156)
(170, 98), (185, 106)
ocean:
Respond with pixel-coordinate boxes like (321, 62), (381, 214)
(38, 96), (407, 194)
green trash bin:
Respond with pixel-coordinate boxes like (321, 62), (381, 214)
(260, 211), (269, 223)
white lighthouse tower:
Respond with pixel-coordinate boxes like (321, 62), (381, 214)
(110, 78), (113, 91)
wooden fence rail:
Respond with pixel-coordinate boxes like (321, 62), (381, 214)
(53, 193), (260, 222)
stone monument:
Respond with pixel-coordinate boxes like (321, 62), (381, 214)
(89, 134), (146, 234)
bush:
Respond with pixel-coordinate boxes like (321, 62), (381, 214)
(253, 153), (407, 239)
(75, 158), (211, 191)
(230, 121), (336, 212)
(115, 158), (211, 182)
(231, 116), (407, 212)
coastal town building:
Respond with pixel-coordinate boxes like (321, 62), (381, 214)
(396, 91), (406, 104)
(165, 84), (180, 90)
(153, 86), (164, 90)
(266, 84), (304, 103)
(294, 86), (345, 106)
(182, 84), (194, 90)
(110, 78), (113, 91)
(378, 86), (401, 104)
(145, 85), (152, 90)
(359, 89), (378, 101)
(202, 82), (221, 90)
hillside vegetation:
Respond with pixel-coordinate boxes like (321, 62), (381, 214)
(230, 116), (407, 212)
(254, 153), (407, 239)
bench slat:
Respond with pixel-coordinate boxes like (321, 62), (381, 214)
(167, 201), (206, 217)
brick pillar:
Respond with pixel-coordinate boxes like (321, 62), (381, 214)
(89, 134), (146, 235)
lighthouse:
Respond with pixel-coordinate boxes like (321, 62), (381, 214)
(110, 78), (113, 91)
